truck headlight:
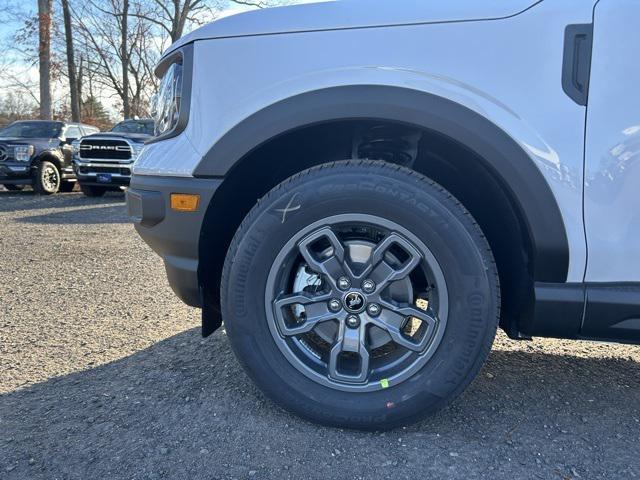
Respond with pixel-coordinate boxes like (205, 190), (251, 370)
(14, 145), (34, 162)
(154, 61), (183, 137)
(71, 140), (80, 157)
(131, 143), (145, 160)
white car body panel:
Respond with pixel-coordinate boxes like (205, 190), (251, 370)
(166, 0), (541, 54)
(135, 0), (596, 282)
(584, 0), (640, 282)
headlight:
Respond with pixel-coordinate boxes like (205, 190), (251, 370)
(131, 143), (145, 160)
(154, 61), (183, 137)
(14, 145), (34, 162)
(149, 45), (192, 143)
(71, 140), (80, 157)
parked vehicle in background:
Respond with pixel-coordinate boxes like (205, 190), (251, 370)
(73, 119), (154, 197)
(127, 0), (640, 429)
(0, 120), (99, 194)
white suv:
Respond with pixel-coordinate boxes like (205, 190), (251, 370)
(127, 0), (640, 429)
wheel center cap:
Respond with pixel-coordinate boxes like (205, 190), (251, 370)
(343, 291), (366, 314)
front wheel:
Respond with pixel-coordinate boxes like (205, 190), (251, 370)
(221, 160), (500, 429)
(33, 161), (61, 195)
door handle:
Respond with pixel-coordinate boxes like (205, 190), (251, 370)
(562, 24), (594, 106)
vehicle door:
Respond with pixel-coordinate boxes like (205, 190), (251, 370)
(583, 0), (640, 337)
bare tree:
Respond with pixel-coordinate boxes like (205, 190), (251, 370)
(120, 0), (130, 117)
(77, 54), (84, 101)
(0, 92), (38, 126)
(151, 0), (201, 42)
(74, 0), (157, 119)
(2, 0), (286, 124)
(37, 0), (53, 119)
(60, 0), (80, 121)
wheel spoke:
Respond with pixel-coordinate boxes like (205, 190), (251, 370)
(273, 292), (334, 336)
(328, 324), (370, 384)
(298, 227), (351, 288)
(371, 301), (438, 352)
(361, 233), (421, 291)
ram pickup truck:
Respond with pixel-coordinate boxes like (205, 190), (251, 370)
(127, 0), (640, 429)
(0, 120), (98, 194)
(74, 119), (154, 197)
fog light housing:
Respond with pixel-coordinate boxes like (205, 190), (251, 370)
(170, 193), (200, 212)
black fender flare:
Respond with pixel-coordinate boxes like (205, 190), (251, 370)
(194, 85), (569, 282)
(33, 149), (64, 170)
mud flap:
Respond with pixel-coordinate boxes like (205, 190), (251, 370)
(201, 287), (223, 337)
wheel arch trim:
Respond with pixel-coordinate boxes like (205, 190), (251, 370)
(194, 85), (569, 282)
(33, 150), (64, 169)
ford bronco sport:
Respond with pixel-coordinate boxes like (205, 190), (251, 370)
(127, 0), (640, 429)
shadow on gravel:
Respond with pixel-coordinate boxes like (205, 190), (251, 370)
(1, 330), (639, 479)
(0, 191), (125, 213)
(0, 189), (33, 197)
(16, 204), (129, 224)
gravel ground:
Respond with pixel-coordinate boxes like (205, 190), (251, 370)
(1, 190), (639, 480)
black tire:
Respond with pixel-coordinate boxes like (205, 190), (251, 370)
(60, 181), (76, 193)
(80, 184), (107, 197)
(221, 160), (500, 430)
(33, 161), (61, 195)
(3, 184), (24, 191)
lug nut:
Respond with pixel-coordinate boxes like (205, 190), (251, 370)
(362, 279), (376, 293)
(346, 315), (360, 329)
(366, 303), (381, 317)
(337, 276), (351, 291)
(328, 299), (342, 312)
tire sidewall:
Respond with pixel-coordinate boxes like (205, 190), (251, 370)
(222, 163), (499, 428)
(35, 161), (61, 194)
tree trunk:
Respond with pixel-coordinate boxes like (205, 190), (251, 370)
(173, 0), (190, 42)
(61, 0), (80, 122)
(121, 0), (130, 119)
(77, 55), (84, 103)
(38, 0), (53, 120)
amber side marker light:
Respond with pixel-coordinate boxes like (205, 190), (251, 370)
(170, 193), (200, 212)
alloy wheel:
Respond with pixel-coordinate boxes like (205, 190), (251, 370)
(42, 165), (59, 192)
(265, 214), (448, 392)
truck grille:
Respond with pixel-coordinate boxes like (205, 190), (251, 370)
(0, 144), (11, 162)
(79, 139), (132, 161)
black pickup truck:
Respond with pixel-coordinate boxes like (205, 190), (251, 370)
(0, 120), (99, 194)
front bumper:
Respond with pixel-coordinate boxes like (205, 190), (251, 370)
(74, 160), (132, 187)
(76, 173), (131, 188)
(126, 174), (221, 307)
(0, 163), (32, 184)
